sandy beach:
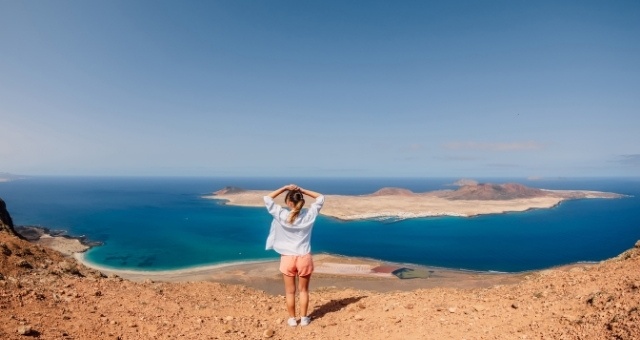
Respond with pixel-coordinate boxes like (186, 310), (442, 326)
(73, 251), (566, 295)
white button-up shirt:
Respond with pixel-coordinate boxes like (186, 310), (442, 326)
(263, 195), (325, 256)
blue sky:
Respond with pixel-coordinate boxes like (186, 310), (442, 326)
(1, 1), (639, 177)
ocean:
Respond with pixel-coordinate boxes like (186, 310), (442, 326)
(1, 176), (639, 272)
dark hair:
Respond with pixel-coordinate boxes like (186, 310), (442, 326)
(285, 190), (305, 223)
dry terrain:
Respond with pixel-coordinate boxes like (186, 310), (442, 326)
(2, 229), (640, 339)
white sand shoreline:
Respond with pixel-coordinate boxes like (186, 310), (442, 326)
(73, 252), (276, 277)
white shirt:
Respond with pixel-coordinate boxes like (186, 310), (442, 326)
(264, 195), (325, 256)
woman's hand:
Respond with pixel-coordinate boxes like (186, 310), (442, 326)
(268, 184), (299, 199)
(285, 184), (299, 191)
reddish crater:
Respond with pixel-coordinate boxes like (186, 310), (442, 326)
(368, 187), (416, 196)
(442, 183), (545, 200)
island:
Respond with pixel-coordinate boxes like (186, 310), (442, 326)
(205, 182), (626, 221)
(0, 172), (21, 182)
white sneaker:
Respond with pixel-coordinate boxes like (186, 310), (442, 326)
(287, 317), (297, 327)
(300, 316), (311, 326)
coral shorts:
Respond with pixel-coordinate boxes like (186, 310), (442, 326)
(279, 253), (314, 277)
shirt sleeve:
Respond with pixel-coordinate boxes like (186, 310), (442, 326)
(306, 195), (325, 217)
(263, 196), (282, 219)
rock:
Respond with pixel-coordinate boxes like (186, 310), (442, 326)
(0, 199), (25, 239)
(635, 240), (640, 248)
(16, 259), (32, 269)
(0, 242), (11, 256)
(17, 325), (33, 335)
(57, 261), (81, 275)
(263, 329), (275, 338)
(448, 307), (457, 313)
(354, 314), (364, 321)
(511, 303), (519, 309)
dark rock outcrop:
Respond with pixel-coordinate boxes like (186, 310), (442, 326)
(0, 197), (25, 239)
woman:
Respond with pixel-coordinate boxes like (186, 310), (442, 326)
(264, 184), (324, 327)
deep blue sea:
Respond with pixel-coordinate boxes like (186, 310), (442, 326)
(1, 176), (639, 272)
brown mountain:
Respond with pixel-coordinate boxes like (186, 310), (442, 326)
(441, 182), (546, 200)
(368, 187), (416, 196)
(213, 186), (246, 195)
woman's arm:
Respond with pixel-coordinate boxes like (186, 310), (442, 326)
(299, 187), (322, 199)
(267, 184), (298, 199)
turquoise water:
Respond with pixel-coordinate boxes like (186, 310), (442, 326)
(1, 176), (639, 272)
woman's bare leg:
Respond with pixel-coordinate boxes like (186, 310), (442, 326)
(298, 274), (311, 316)
(283, 274), (297, 317)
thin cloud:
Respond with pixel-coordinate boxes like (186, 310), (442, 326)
(614, 154), (640, 166)
(407, 143), (424, 152)
(486, 163), (521, 168)
(435, 155), (483, 161)
(443, 141), (543, 152)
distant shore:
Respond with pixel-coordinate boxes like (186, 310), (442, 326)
(205, 186), (625, 221)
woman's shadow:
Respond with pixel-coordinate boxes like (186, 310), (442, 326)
(308, 296), (366, 320)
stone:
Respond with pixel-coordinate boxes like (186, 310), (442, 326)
(263, 329), (275, 338)
(354, 314), (364, 321)
(17, 325), (33, 335)
(0, 243), (11, 256)
(16, 259), (32, 269)
(448, 307), (457, 313)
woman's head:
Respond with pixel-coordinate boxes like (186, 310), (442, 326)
(285, 189), (305, 223)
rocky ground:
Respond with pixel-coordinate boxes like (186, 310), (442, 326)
(1, 228), (639, 339)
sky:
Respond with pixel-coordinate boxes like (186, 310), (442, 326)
(1, 1), (639, 178)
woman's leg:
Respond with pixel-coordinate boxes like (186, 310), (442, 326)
(298, 274), (311, 317)
(283, 274), (297, 317)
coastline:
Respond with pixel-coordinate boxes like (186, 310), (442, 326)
(18, 226), (599, 295)
(74, 251), (540, 294)
(15, 225), (102, 256)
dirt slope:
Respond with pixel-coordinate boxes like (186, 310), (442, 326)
(1, 229), (639, 339)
